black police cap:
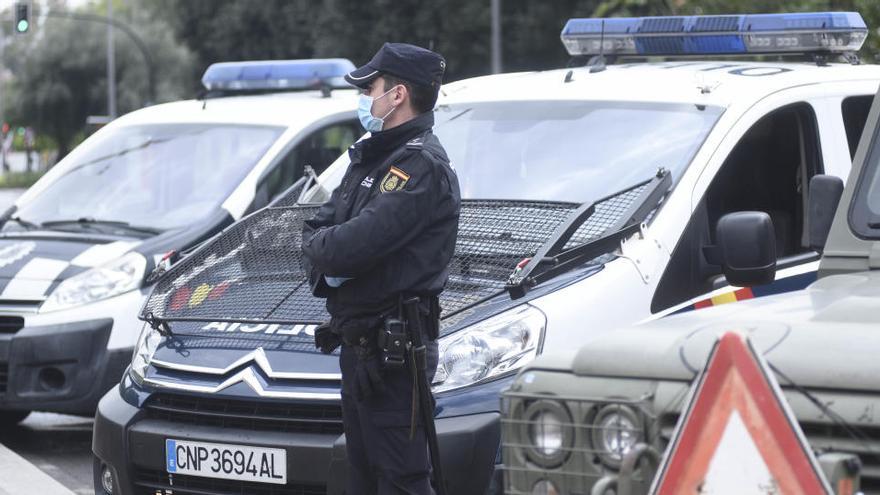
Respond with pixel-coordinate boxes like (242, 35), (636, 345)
(345, 43), (446, 90)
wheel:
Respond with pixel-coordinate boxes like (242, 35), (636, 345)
(0, 410), (29, 425)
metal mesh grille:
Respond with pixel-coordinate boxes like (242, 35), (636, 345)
(143, 189), (647, 326)
(448, 201), (581, 311)
(502, 393), (658, 495)
(163, 333), (322, 353)
(566, 183), (647, 249)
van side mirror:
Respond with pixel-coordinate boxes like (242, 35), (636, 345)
(713, 212), (776, 287)
(808, 175), (844, 252)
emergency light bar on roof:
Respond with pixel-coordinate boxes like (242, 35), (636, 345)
(201, 58), (356, 92)
(560, 12), (867, 58)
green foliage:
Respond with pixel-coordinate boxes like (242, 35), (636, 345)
(5, 0), (194, 157)
(0, 171), (43, 189)
(147, 0), (611, 82)
(6, 0), (880, 161)
(150, 0), (880, 86)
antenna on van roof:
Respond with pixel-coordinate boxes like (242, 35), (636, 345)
(588, 19), (607, 73)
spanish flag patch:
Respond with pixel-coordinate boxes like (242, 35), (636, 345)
(379, 166), (410, 193)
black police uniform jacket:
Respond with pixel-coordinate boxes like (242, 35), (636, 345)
(301, 112), (461, 323)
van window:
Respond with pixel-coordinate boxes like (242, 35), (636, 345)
(10, 124), (284, 233)
(304, 101), (724, 204)
(256, 120), (360, 208)
(652, 102), (823, 313)
(842, 95), (874, 160)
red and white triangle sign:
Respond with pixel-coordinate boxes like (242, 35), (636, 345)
(650, 331), (831, 494)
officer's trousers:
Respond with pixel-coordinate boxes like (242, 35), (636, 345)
(339, 338), (439, 495)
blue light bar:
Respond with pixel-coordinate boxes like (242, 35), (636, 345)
(561, 12), (867, 57)
(201, 59), (357, 92)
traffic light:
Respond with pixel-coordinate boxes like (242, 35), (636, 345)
(13, 1), (30, 35)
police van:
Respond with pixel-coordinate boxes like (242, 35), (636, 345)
(500, 58), (880, 495)
(93, 12), (880, 495)
(0, 59), (359, 423)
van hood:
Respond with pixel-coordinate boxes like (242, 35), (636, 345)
(0, 208), (234, 306)
(0, 232), (139, 302)
(563, 271), (880, 393)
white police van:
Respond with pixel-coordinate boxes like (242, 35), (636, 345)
(93, 12), (880, 495)
(0, 59), (359, 423)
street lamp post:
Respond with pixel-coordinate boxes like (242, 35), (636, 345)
(491, 0), (502, 74)
(106, 1), (116, 119)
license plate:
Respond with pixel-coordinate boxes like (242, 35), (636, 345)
(166, 439), (287, 484)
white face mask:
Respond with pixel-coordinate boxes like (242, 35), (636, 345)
(357, 86), (399, 132)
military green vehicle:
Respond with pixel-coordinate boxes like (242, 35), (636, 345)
(501, 79), (880, 495)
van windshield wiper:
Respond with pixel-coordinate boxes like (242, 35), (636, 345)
(7, 216), (41, 230)
(41, 218), (163, 236)
(506, 168), (672, 299)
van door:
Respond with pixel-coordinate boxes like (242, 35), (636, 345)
(651, 94), (873, 314)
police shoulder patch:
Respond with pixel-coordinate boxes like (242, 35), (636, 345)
(380, 166), (410, 193)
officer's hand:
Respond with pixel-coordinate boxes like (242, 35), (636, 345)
(314, 321), (341, 354)
(353, 345), (386, 401)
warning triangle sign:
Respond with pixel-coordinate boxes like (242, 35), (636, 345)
(650, 332), (831, 494)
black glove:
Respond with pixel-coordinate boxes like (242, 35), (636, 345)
(314, 321), (341, 354)
(353, 344), (386, 401)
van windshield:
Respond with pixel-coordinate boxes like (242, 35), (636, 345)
(303, 100), (723, 203)
(9, 123), (284, 233)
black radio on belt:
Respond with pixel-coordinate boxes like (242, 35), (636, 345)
(378, 317), (407, 369)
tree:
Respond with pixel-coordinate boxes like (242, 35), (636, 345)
(5, 0), (194, 158)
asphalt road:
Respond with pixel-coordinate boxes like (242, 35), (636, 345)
(1, 413), (94, 494)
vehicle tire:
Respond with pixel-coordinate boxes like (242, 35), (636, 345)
(0, 410), (29, 425)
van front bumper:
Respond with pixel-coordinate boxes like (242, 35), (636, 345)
(0, 318), (130, 415)
(93, 380), (503, 495)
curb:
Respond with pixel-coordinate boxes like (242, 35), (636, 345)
(0, 442), (77, 495)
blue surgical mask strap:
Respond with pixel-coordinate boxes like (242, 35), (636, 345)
(358, 86), (400, 133)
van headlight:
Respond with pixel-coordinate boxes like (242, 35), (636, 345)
(130, 324), (161, 385)
(41, 252), (146, 312)
(432, 304), (545, 393)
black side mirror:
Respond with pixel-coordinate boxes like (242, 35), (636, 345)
(808, 175), (844, 252)
(714, 212), (776, 287)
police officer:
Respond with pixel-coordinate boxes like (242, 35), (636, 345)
(301, 43), (460, 495)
